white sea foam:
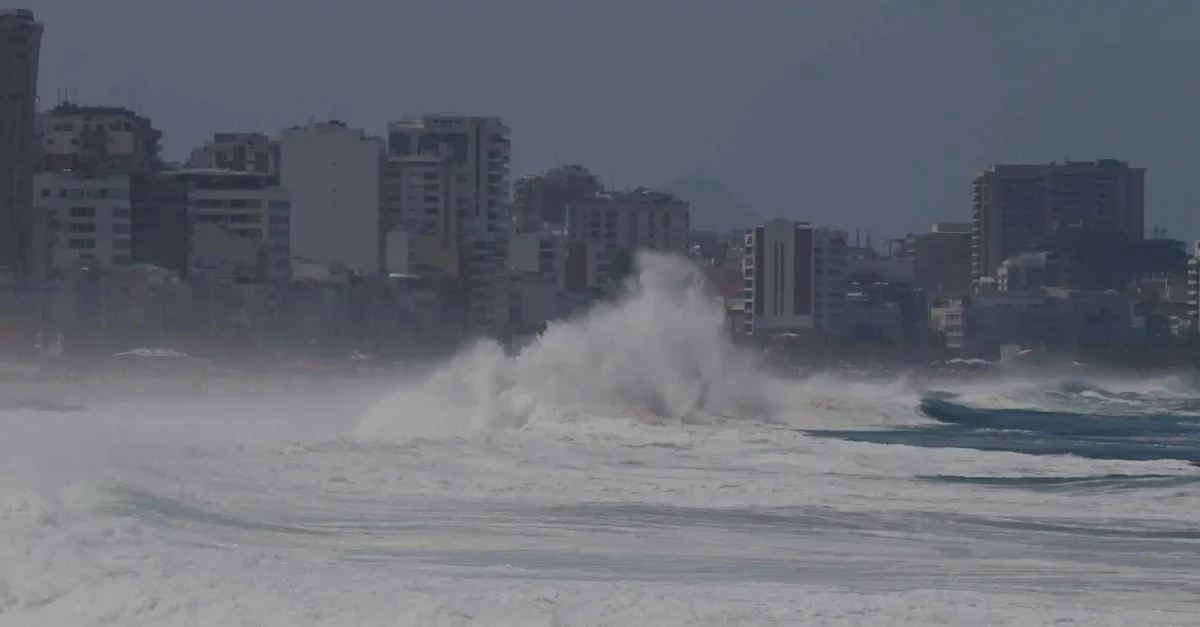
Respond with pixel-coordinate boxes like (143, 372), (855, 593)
(2, 253), (1199, 625)
(357, 252), (776, 444)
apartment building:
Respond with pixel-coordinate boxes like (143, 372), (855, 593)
(387, 115), (512, 331)
(908, 222), (972, 296)
(0, 9), (44, 291)
(742, 219), (848, 336)
(280, 121), (382, 275)
(971, 159), (1145, 284)
(34, 170), (133, 273)
(513, 165), (602, 233)
(38, 103), (162, 173)
(381, 152), (458, 276)
(561, 188), (690, 294)
(186, 133), (279, 178)
(168, 169), (290, 283)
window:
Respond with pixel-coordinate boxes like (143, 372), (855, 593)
(68, 223), (95, 233)
(40, 189), (49, 197)
(113, 239), (131, 250)
(69, 238), (95, 250)
(112, 255), (131, 265)
(112, 207), (131, 218)
(113, 223), (130, 234)
(69, 206), (95, 218)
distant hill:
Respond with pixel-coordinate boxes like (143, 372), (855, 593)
(664, 175), (761, 233)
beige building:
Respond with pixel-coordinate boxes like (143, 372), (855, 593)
(38, 103), (162, 173)
(0, 9), (44, 290)
(971, 159), (1144, 284)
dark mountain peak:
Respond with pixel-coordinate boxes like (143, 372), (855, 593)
(664, 175), (760, 232)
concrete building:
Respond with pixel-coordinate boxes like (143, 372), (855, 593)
(929, 296), (967, 351)
(971, 159), (1145, 284)
(742, 219), (848, 336)
(1187, 241), (1200, 335)
(387, 115), (512, 332)
(34, 171), (133, 273)
(563, 188), (690, 295)
(0, 9), (43, 293)
(37, 103), (162, 173)
(168, 169), (291, 283)
(996, 251), (1075, 292)
(567, 189), (689, 255)
(380, 152), (458, 275)
(908, 222), (972, 296)
(513, 165), (602, 233)
(186, 133), (279, 178)
(280, 121), (383, 275)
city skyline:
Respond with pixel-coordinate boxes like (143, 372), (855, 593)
(20, 0), (1200, 240)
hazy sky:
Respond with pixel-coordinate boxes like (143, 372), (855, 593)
(23, 0), (1200, 240)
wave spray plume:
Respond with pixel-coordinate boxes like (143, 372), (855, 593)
(357, 252), (775, 443)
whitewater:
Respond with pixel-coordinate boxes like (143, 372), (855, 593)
(2, 253), (1199, 626)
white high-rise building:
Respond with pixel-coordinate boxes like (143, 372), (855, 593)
(280, 121), (383, 275)
(386, 115), (512, 331)
(742, 219), (847, 336)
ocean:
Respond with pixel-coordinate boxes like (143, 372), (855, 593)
(1, 253), (1197, 626)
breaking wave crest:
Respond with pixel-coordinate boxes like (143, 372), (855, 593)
(356, 252), (775, 444)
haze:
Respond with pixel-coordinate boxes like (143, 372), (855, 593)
(25, 0), (1200, 239)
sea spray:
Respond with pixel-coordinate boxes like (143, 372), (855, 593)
(356, 252), (776, 444)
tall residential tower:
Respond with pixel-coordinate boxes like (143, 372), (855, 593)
(386, 115), (512, 332)
(971, 159), (1145, 284)
(0, 8), (43, 294)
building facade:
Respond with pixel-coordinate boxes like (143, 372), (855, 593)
(169, 169), (291, 283)
(1188, 241), (1200, 336)
(742, 219), (848, 336)
(971, 160), (1145, 284)
(37, 103), (163, 173)
(186, 132), (279, 178)
(381, 152), (459, 276)
(513, 165), (602, 233)
(0, 9), (43, 293)
(387, 115), (512, 332)
(34, 171), (133, 273)
(909, 222), (972, 296)
(563, 188), (690, 295)
(280, 121), (382, 275)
